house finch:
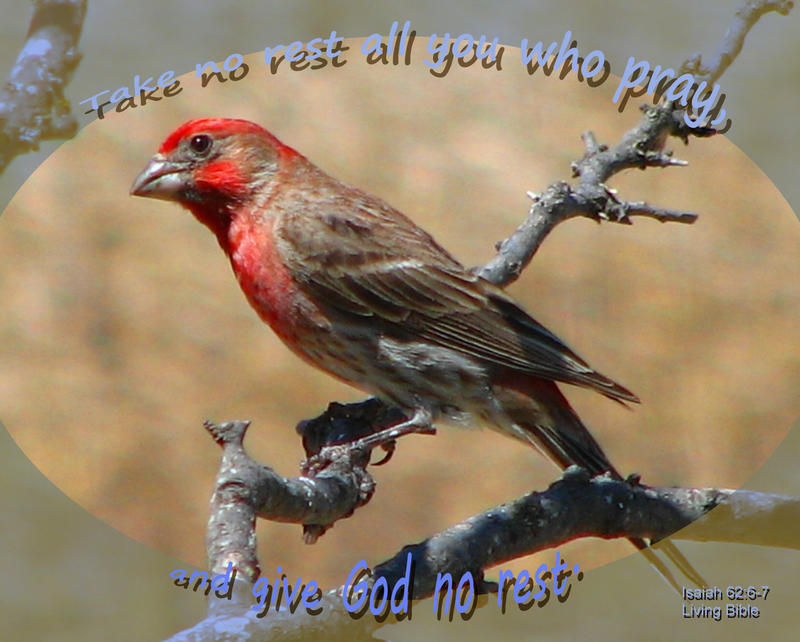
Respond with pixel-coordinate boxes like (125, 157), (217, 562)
(131, 117), (703, 588)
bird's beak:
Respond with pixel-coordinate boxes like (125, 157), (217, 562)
(130, 154), (190, 201)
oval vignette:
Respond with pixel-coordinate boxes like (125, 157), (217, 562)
(1, 42), (799, 587)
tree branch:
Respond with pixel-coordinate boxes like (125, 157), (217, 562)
(179, 455), (798, 641)
(680, 0), (794, 85)
(476, 102), (713, 286)
(369, 471), (800, 595)
(472, 0), (798, 287)
(205, 417), (800, 578)
(204, 418), (380, 581)
(187, 411), (794, 642)
(0, 0), (87, 175)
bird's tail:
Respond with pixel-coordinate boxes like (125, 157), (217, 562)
(490, 376), (707, 592)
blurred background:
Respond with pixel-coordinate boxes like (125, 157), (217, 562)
(1, 2), (799, 641)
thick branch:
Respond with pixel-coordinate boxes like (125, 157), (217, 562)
(187, 463), (797, 641)
(0, 0), (87, 174)
(205, 418), (800, 579)
(370, 469), (800, 595)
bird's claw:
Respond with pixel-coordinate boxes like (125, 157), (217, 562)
(371, 440), (396, 466)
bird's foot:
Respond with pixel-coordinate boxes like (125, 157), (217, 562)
(301, 408), (436, 475)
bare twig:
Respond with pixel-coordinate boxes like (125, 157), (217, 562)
(681, 0), (794, 84)
(0, 0), (87, 174)
(476, 102), (711, 287)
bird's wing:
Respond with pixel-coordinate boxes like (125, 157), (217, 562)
(276, 190), (638, 403)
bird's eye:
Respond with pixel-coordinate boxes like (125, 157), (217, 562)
(188, 134), (212, 156)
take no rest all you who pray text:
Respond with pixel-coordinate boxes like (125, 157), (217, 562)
(79, 21), (729, 131)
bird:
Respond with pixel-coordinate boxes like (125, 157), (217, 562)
(131, 117), (705, 589)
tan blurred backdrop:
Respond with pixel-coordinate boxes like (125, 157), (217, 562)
(1, 36), (799, 638)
